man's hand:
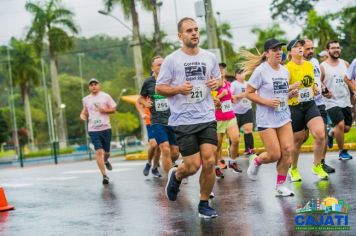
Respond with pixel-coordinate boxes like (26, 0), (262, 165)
(289, 89), (299, 98)
(179, 82), (193, 95)
(313, 84), (321, 96)
(290, 81), (301, 90)
(323, 91), (333, 99)
(141, 113), (148, 119)
(143, 100), (153, 108)
(80, 113), (87, 121)
(206, 76), (221, 91)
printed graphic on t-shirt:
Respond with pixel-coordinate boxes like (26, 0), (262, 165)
(302, 75), (313, 87)
(273, 78), (289, 95)
(184, 62), (207, 81)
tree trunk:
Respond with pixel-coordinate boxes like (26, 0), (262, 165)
(49, 52), (67, 148)
(152, 0), (162, 55)
(205, 0), (218, 49)
(130, 0), (146, 141)
(23, 88), (34, 149)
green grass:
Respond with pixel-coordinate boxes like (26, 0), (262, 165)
(0, 150), (16, 158)
(222, 126), (356, 149)
(24, 147), (74, 158)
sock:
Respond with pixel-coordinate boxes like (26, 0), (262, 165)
(199, 200), (208, 205)
(321, 159), (325, 164)
(254, 156), (262, 166)
(244, 133), (254, 151)
(276, 175), (287, 185)
(228, 157), (236, 164)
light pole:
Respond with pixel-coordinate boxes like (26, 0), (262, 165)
(77, 53), (92, 160)
(115, 88), (127, 143)
(60, 103), (67, 146)
(6, 46), (19, 158)
(216, 11), (226, 63)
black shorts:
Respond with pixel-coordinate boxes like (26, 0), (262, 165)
(327, 106), (352, 127)
(89, 129), (112, 152)
(173, 121), (218, 157)
(235, 109), (254, 128)
(289, 100), (321, 132)
(317, 105), (327, 125)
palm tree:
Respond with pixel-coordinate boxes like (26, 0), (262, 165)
(25, 0), (79, 147)
(9, 38), (40, 148)
(251, 22), (286, 52)
(141, 0), (162, 55)
(103, 0), (144, 88)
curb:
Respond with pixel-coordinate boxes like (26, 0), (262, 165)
(125, 143), (356, 160)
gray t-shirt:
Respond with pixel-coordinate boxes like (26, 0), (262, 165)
(248, 62), (291, 128)
(346, 58), (356, 81)
(231, 80), (252, 114)
(309, 58), (324, 106)
(156, 48), (221, 126)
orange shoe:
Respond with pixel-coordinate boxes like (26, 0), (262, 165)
(218, 160), (228, 169)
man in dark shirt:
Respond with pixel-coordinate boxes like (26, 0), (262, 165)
(138, 56), (180, 176)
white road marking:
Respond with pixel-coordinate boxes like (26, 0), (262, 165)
(2, 183), (33, 188)
(62, 168), (131, 175)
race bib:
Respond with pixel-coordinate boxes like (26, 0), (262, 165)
(187, 85), (207, 103)
(93, 117), (103, 128)
(155, 98), (169, 111)
(240, 98), (251, 108)
(298, 87), (313, 103)
(221, 100), (233, 113)
(276, 97), (288, 112)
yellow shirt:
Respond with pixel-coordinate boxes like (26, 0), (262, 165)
(285, 60), (315, 106)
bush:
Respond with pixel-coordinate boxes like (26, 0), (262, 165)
(24, 147), (74, 158)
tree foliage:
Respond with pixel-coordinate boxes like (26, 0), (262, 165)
(270, 0), (318, 23)
(251, 22), (286, 52)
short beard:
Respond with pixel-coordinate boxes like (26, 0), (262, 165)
(184, 39), (199, 48)
(330, 53), (340, 60)
(304, 53), (313, 60)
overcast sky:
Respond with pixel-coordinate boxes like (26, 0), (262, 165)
(0, 0), (354, 49)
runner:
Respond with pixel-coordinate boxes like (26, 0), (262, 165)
(135, 97), (161, 177)
(138, 56), (179, 176)
(320, 40), (353, 160)
(344, 58), (356, 99)
(301, 39), (335, 173)
(242, 38), (295, 197)
(156, 17), (222, 218)
(80, 78), (117, 185)
(214, 62), (241, 179)
(286, 39), (328, 181)
(231, 67), (256, 156)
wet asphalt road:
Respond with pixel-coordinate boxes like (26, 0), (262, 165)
(0, 151), (355, 236)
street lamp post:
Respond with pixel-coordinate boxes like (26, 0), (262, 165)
(216, 11), (226, 63)
(6, 46), (19, 161)
(77, 53), (92, 160)
(116, 88), (127, 143)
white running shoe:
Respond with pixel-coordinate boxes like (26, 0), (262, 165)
(182, 177), (189, 184)
(275, 184), (295, 197)
(247, 154), (260, 180)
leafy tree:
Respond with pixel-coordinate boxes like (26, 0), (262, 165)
(0, 110), (9, 144)
(270, 0), (318, 24)
(251, 22), (286, 52)
(9, 38), (41, 146)
(303, 10), (337, 52)
(25, 0), (79, 146)
(336, 6), (356, 61)
(110, 112), (139, 136)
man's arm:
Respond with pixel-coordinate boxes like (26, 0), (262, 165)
(156, 82), (192, 97)
(80, 107), (88, 121)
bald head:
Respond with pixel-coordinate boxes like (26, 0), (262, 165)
(303, 39), (314, 60)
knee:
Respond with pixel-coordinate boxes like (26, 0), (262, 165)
(281, 145), (293, 159)
(160, 145), (170, 157)
(202, 155), (216, 170)
(336, 122), (345, 130)
(230, 137), (239, 146)
(313, 130), (325, 143)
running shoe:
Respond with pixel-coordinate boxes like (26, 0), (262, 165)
(247, 154), (260, 180)
(312, 163), (328, 180)
(198, 201), (218, 219)
(209, 192), (215, 199)
(218, 160), (227, 169)
(105, 161), (112, 171)
(327, 127), (334, 148)
(143, 163), (151, 176)
(339, 150), (353, 160)
(321, 159), (335, 173)
(151, 167), (162, 177)
(275, 184), (295, 197)
(289, 167), (302, 182)
(228, 161), (242, 173)
(102, 175), (109, 185)
(165, 167), (181, 201)
(244, 148), (256, 156)
(215, 167), (224, 179)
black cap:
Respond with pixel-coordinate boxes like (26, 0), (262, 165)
(287, 39), (305, 51)
(263, 38), (286, 51)
(88, 78), (99, 85)
(219, 62), (227, 68)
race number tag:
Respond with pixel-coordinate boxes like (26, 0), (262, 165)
(275, 97), (288, 112)
(298, 87), (313, 103)
(93, 117), (103, 127)
(240, 98), (251, 108)
(221, 100), (232, 113)
(187, 85), (207, 103)
(155, 99), (169, 111)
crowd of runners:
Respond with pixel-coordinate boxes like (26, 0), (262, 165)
(80, 17), (356, 219)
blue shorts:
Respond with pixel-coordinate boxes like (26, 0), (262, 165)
(146, 125), (155, 141)
(151, 124), (177, 145)
(89, 129), (112, 152)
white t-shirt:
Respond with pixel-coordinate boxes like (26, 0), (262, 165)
(248, 62), (291, 129)
(321, 59), (351, 109)
(346, 58), (356, 81)
(82, 91), (117, 132)
(309, 58), (324, 106)
(231, 80), (252, 114)
(156, 48), (221, 126)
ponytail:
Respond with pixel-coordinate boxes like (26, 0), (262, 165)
(239, 50), (267, 75)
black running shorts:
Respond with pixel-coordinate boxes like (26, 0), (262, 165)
(289, 100), (321, 132)
(327, 106), (352, 127)
(235, 109), (254, 128)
